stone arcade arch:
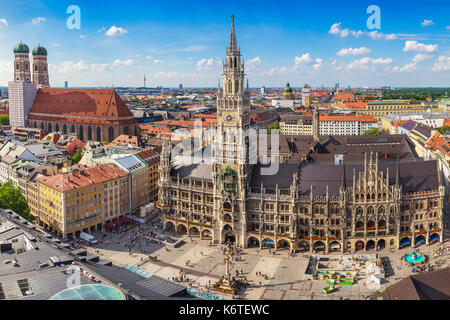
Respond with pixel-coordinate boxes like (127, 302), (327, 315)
(313, 241), (325, 252)
(177, 224), (187, 234)
(377, 239), (386, 250)
(201, 229), (212, 239)
(247, 236), (260, 248)
(277, 239), (291, 250)
(329, 241), (341, 252)
(261, 238), (275, 249)
(366, 240), (376, 250)
(97, 127), (101, 141)
(356, 240), (364, 251)
(165, 221), (175, 231)
(415, 235), (426, 246)
(189, 226), (200, 237)
(297, 241), (309, 252)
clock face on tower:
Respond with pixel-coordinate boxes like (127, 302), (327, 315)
(225, 113), (233, 123)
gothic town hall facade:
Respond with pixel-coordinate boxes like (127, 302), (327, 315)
(157, 17), (445, 253)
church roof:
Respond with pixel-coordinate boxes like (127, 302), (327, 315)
(297, 160), (439, 196)
(28, 89), (137, 125)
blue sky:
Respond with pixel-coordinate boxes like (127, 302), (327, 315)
(0, 0), (449, 87)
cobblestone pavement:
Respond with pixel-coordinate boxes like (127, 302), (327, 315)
(86, 223), (449, 300)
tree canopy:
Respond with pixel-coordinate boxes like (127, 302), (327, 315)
(437, 125), (450, 134)
(0, 181), (33, 222)
(268, 121), (280, 134)
(70, 148), (83, 164)
(363, 127), (382, 135)
(0, 114), (9, 126)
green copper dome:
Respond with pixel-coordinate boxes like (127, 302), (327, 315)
(32, 44), (47, 56)
(13, 41), (30, 53)
(284, 82), (293, 93)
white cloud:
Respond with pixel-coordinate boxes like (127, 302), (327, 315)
(104, 26), (128, 37)
(337, 47), (371, 56)
(295, 53), (313, 64)
(54, 59), (134, 74)
(368, 31), (397, 40)
(98, 27), (106, 33)
(403, 40), (438, 53)
(153, 59), (163, 64)
(431, 56), (450, 71)
(79, 35), (86, 39)
(421, 19), (434, 27)
(412, 53), (432, 63)
(0, 18), (7, 27)
(32, 17), (46, 24)
(246, 56), (262, 71)
(329, 23), (396, 40)
(111, 59), (134, 67)
(399, 63), (418, 72)
(313, 58), (323, 70)
(196, 58), (219, 70)
(347, 57), (393, 70)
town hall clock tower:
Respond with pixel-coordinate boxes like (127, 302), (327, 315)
(212, 15), (252, 247)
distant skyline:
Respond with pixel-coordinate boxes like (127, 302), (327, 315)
(1, 0), (450, 88)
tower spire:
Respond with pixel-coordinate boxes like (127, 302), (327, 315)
(341, 160), (346, 190)
(228, 14), (238, 51)
(395, 158), (400, 186)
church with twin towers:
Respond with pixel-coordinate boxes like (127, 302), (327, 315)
(8, 42), (49, 128)
(157, 16), (445, 253)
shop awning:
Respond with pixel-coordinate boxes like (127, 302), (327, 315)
(330, 243), (341, 249)
(400, 239), (411, 245)
(415, 237), (425, 243)
(430, 235), (439, 241)
(262, 240), (274, 245)
(105, 217), (132, 228)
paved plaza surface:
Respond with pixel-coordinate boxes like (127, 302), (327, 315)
(86, 221), (449, 300)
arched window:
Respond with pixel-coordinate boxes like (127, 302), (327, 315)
(71, 125), (75, 133)
(79, 125), (84, 141)
(63, 124), (67, 134)
(41, 122), (44, 129)
(33, 121), (37, 128)
(228, 80), (232, 94)
(123, 126), (129, 135)
(96, 127), (101, 141)
(367, 206), (374, 215)
(88, 126), (92, 140)
(108, 127), (114, 142)
(55, 123), (59, 132)
(48, 123), (52, 132)
(235, 79), (239, 93)
(378, 206), (385, 215)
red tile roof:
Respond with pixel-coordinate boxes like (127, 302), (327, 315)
(28, 88), (136, 125)
(38, 163), (127, 192)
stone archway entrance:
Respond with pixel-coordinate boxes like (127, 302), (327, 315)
(356, 240), (364, 251)
(377, 239), (386, 250)
(366, 240), (376, 251)
(415, 235), (426, 246)
(429, 233), (440, 244)
(277, 239), (290, 250)
(297, 241), (309, 252)
(201, 229), (212, 239)
(224, 232), (236, 243)
(189, 226), (200, 237)
(261, 238), (275, 249)
(165, 221), (175, 232)
(313, 241), (325, 252)
(329, 241), (341, 252)
(177, 224), (187, 234)
(247, 236), (260, 248)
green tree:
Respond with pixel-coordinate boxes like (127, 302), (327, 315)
(363, 127), (382, 135)
(70, 148), (83, 164)
(437, 125), (450, 134)
(268, 121), (280, 134)
(0, 114), (9, 126)
(0, 181), (33, 222)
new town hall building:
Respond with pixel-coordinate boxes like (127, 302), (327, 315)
(157, 17), (446, 253)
